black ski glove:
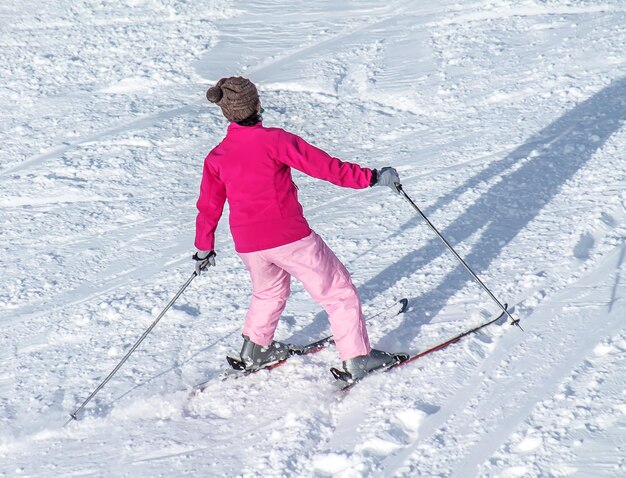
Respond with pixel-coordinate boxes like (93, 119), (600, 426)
(193, 250), (216, 275)
(372, 167), (401, 193)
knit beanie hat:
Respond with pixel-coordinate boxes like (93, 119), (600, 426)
(206, 77), (260, 122)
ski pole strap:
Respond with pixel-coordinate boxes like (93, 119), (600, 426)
(395, 183), (522, 330)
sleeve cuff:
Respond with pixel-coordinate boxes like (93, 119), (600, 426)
(369, 169), (378, 187)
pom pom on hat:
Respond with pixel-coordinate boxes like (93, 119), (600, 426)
(206, 85), (223, 103)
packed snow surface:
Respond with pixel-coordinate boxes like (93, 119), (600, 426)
(1, 0), (625, 476)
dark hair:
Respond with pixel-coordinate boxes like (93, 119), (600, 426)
(236, 112), (262, 127)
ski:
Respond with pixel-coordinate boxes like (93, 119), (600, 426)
(191, 298), (408, 393)
(331, 304), (510, 391)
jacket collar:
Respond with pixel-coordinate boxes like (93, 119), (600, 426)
(227, 121), (263, 134)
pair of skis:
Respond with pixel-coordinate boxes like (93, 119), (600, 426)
(191, 298), (408, 393)
(192, 299), (509, 393)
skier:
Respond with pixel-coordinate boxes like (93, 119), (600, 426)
(193, 76), (403, 380)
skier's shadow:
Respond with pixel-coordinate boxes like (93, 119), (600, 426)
(301, 76), (626, 348)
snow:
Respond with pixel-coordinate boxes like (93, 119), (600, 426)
(1, 0), (625, 476)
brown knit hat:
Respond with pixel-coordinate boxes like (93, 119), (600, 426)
(206, 77), (260, 122)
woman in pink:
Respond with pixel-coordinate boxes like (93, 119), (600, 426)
(193, 76), (402, 380)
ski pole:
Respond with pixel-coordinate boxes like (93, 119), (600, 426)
(395, 183), (522, 330)
(65, 271), (198, 426)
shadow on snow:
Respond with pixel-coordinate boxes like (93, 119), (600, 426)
(370, 76), (626, 347)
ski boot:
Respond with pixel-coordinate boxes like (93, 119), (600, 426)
(339, 349), (406, 381)
(238, 335), (293, 371)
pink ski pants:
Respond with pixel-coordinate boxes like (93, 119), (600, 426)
(238, 231), (371, 361)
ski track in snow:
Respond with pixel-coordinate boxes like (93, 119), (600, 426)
(1, 0), (625, 477)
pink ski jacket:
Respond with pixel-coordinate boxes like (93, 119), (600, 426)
(195, 122), (374, 253)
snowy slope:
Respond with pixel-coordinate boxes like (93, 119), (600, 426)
(1, 0), (625, 476)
